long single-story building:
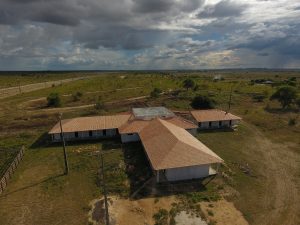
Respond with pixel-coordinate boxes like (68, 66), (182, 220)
(48, 114), (131, 142)
(191, 109), (242, 129)
(49, 107), (225, 182)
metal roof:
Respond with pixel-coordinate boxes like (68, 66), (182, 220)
(132, 107), (174, 119)
(49, 114), (131, 134)
(191, 109), (242, 122)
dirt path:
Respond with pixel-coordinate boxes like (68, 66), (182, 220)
(243, 123), (300, 225)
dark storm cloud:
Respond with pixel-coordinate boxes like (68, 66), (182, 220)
(0, 0), (83, 26)
(132, 0), (174, 13)
(0, 0), (299, 70)
(75, 25), (174, 50)
(198, 0), (247, 18)
(231, 23), (300, 58)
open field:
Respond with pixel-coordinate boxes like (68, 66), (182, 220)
(0, 71), (299, 225)
(0, 77), (88, 99)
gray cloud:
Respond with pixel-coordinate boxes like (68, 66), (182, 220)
(198, 0), (247, 18)
(0, 0), (299, 70)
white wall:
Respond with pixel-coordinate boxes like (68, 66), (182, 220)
(93, 130), (103, 137)
(187, 128), (197, 136)
(51, 128), (119, 142)
(231, 120), (240, 126)
(165, 164), (210, 181)
(53, 133), (61, 141)
(199, 122), (209, 129)
(121, 133), (140, 143)
(199, 120), (240, 129)
(106, 129), (117, 137)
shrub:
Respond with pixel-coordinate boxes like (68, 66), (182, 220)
(191, 95), (215, 109)
(252, 94), (267, 102)
(153, 208), (169, 225)
(150, 88), (162, 98)
(207, 209), (214, 216)
(47, 93), (61, 107)
(288, 118), (296, 126)
(193, 84), (200, 92)
(72, 91), (83, 102)
(183, 79), (195, 91)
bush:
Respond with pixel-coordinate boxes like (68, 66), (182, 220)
(191, 95), (215, 109)
(153, 208), (169, 225)
(72, 91), (83, 102)
(183, 79), (195, 91)
(47, 93), (61, 107)
(288, 118), (296, 126)
(150, 88), (162, 98)
(252, 93), (267, 102)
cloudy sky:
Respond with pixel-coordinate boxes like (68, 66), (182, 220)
(0, 0), (299, 70)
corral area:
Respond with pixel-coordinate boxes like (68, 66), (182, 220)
(0, 71), (299, 225)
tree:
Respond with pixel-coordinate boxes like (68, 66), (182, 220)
(270, 86), (297, 109)
(47, 92), (61, 107)
(183, 79), (195, 91)
(190, 95), (215, 109)
(150, 88), (162, 98)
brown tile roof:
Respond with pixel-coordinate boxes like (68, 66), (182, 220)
(191, 109), (241, 122)
(49, 114), (131, 134)
(118, 116), (197, 134)
(139, 119), (223, 170)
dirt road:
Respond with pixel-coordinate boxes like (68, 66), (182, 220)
(244, 123), (300, 225)
(0, 77), (86, 99)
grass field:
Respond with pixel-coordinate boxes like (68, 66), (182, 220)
(0, 71), (299, 225)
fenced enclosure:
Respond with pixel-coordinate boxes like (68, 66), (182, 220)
(0, 146), (25, 194)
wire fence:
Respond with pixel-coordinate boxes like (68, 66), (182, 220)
(0, 146), (25, 194)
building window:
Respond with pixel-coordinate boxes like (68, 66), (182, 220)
(89, 131), (93, 137)
(229, 120), (232, 126)
(199, 122), (202, 127)
(75, 132), (78, 138)
(209, 121), (212, 127)
(103, 130), (106, 136)
(219, 121), (222, 127)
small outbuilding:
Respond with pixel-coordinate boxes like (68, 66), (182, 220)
(191, 109), (241, 129)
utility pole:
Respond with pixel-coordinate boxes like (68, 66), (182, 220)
(59, 113), (69, 175)
(227, 85), (233, 113)
(100, 153), (110, 225)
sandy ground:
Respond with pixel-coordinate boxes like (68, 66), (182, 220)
(244, 123), (300, 225)
(175, 211), (207, 225)
(201, 199), (249, 225)
(108, 196), (176, 225)
(89, 196), (249, 225)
